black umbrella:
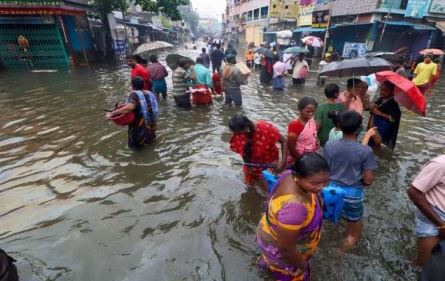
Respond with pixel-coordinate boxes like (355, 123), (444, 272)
(255, 47), (274, 58)
(166, 54), (194, 71)
(318, 57), (393, 77)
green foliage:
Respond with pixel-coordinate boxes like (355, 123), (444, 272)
(178, 4), (199, 33)
(137, 0), (190, 21)
(90, 0), (128, 16)
(161, 17), (172, 29)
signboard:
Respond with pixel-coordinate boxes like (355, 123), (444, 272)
(270, 0), (299, 19)
(342, 42), (368, 59)
(380, 0), (402, 8)
(312, 10), (329, 28)
(127, 26), (139, 38)
(298, 5), (315, 26)
(280, 0), (299, 20)
(430, 0), (445, 14)
(269, 0), (280, 18)
(113, 40), (127, 54)
(405, 0), (432, 18)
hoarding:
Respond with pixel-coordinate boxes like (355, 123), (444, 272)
(430, 0), (445, 14)
(269, 0), (280, 18)
(312, 10), (329, 28)
(298, 6), (315, 26)
(342, 42), (368, 59)
(405, 0), (432, 18)
(280, 0), (300, 20)
(270, 0), (299, 20)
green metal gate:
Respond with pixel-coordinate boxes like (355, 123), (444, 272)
(0, 23), (70, 71)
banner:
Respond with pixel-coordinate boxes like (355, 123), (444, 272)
(269, 0), (280, 18)
(380, 0), (402, 8)
(342, 42), (368, 59)
(298, 5), (315, 26)
(430, 0), (445, 14)
(280, 0), (300, 20)
(405, 0), (432, 18)
(312, 10), (329, 28)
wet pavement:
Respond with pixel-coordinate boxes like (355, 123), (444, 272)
(0, 44), (445, 281)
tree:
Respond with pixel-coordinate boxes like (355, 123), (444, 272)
(137, 0), (190, 21)
(178, 5), (199, 34)
(90, 0), (129, 60)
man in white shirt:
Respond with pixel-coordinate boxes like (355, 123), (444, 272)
(291, 53), (309, 85)
(317, 53), (332, 86)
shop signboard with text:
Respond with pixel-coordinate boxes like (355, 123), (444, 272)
(312, 10), (329, 28)
(430, 0), (445, 14)
(405, 0), (432, 18)
(342, 42), (368, 59)
(298, 0), (316, 26)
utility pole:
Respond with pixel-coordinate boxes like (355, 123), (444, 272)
(122, 9), (131, 55)
(379, 0), (393, 43)
(322, 0), (334, 57)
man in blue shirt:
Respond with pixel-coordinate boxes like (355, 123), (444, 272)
(210, 44), (225, 73)
(322, 110), (378, 252)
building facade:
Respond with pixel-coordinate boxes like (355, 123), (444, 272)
(223, 0), (271, 46)
(0, 0), (95, 70)
(316, 0), (445, 59)
(223, 0), (445, 59)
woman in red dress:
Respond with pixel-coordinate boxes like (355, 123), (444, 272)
(229, 114), (288, 189)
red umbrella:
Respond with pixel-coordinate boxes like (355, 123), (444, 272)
(375, 71), (427, 116)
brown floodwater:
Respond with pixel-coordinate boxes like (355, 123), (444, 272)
(1, 45), (445, 281)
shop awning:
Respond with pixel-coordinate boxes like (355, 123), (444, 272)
(377, 21), (436, 31)
(434, 21), (445, 32)
(329, 22), (373, 29)
(293, 27), (326, 33)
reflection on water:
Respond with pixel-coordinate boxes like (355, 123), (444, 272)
(1, 46), (445, 281)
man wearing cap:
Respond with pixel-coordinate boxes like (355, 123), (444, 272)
(413, 54), (438, 94)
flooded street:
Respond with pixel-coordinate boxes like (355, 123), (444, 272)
(1, 45), (445, 281)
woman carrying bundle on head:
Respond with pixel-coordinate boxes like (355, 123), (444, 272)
(222, 55), (248, 106)
(228, 114), (287, 189)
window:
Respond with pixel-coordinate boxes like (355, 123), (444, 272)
(253, 9), (260, 20)
(260, 6), (269, 19)
(242, 12), (247, 22)
(400, 0), (408, 9)
(247, 10), (253, 21)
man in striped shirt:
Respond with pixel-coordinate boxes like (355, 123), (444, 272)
(172, 58), (192, 109)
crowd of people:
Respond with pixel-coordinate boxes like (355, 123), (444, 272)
(100, 41), (445, 281)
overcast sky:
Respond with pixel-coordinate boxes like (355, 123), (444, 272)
(191, 0), (225, 20)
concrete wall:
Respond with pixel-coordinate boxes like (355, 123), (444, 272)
(241, 0), (269, 13)
(316, 0), (379, 16)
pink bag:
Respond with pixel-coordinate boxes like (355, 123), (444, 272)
(299, 66), (309, 79)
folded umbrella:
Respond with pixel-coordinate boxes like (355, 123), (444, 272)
(375, 71), (426, 116)
(318, 57), (393, 77)
(283, 46), (310, 54)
